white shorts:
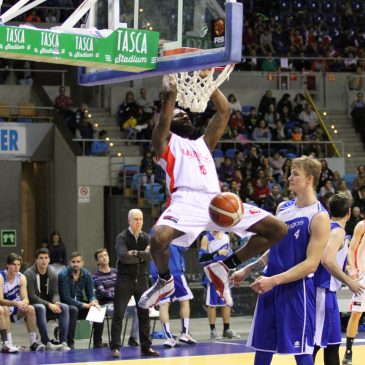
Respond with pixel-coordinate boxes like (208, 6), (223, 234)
(156, 189), (271, 247)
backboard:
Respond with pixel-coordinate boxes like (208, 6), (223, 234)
(78, 0), (243, 86)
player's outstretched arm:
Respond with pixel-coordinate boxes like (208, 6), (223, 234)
(204, 88), (231, 151)
(152, 75), (177, 156)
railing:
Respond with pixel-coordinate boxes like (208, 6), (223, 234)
(0, 105), (54, 122)
(0, 68), (68, 86)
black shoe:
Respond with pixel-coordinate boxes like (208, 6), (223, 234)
(111, 348), (120, 358)
(94, 343), (108, 349)
(68, 344), (75, 350)
(141, 347), (160, 356)
(342, 350), (352, 364)
(128, 337), (140, 347)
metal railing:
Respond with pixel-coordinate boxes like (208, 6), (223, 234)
(0, 68), (68, 86)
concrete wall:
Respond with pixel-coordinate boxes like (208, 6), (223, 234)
(0, 85), (33, 107)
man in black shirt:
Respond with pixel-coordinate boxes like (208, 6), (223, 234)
(24, 248), (69, 350)
(110, 209), (159, 358)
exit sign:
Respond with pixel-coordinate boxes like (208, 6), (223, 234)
(1, 230), (17, 247)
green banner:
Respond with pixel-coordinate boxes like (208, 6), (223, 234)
(0, 26), (159, 72)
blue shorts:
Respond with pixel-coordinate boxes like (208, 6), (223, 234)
(159, 275), (193, 304)
(247, 278), (315, 355)
(206, 282), (227, 307)
(314, 287), (341, 347)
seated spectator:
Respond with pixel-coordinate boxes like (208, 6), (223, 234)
(252, 119), (272, 141)
(353, 165), (365, 195)
(26, 10), (41, 23)
(122, 109), (139, 140)
(140, 150), (155, 173)
(245, 146), (262, 178)
(218, 157), (235, 184)
(136, 88), (154, 119)
(118, 91), (137, 125)
(92, 248), (139, 348)
(76, 116), (95, 148)
(260, 27), (275, 55)
(230, 180), (241, 196)
(269, 151), (285, 182)
(244, 27), (260, 54)
(227, 94), (242, 112)
(318, 159), (334, 191)
(54, 86), (73, 116)
(0, 253), (44, 352)
(345, 206), (362, 236)
(262, 184), (284, 214)
(258, 90), (276, 117)
(261, 158), (274, 182)
(281, 158), (292, 190)
(271, 119), (288, 142)
(48, 230), (67, 274)
(264, 104), (279, 128)
(293, 93), (306, 116)
(276, 93), (292, 116)
(293, 51), (311, 72)
(24, 249), (69, 351)
(320, 179), (335, 198)
(336, 180), (352, 201)
(353, 185), (365, 217)
(348, 66), (364, 91)
(261, 52), (278, 71)
(58, 252), (99, 349)
(298, 104), (319, 133)
(240, 180), (255, 204)
(229, 110), (244, 135)
(245, 107), (259, 136)
(14, 60), (34, 85)
(290, 28), (304, 54)
(291, 126), (303, 141)
(45, 9), (58, 22)
(350, 92), (365, 133)
(90, 130), (109, 156)
(331, 171), (342, 191)
(253, 178), (270, 206)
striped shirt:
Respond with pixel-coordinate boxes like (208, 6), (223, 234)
(92, 268), (117, 305)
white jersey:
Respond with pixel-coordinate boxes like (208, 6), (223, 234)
(355, 220), (365, 273)
(158, 133), (220, 194)
(206, 232), (230, 253)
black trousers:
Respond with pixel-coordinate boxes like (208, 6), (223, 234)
(110, 275), (151, 350)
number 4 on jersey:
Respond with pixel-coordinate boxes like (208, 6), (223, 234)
(294, 229), (300, 239)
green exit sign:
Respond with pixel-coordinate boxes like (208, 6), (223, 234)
(1, 230), (17, 247)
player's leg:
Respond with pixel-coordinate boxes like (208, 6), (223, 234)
(221, 306), (240, 339)
(159, 301), (178, 348)
(179, 300), (196, 344)
(254, 351), (273, 365)
(324, 344), (340, 365)
(138, 225), (183, 308)
(0, 306), (18, 353)
(343, 311), (362, 364)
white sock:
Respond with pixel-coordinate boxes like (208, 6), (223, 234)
(162, 322), (173, 339)
(181, 318), (189, 334)
(7, 333), (12, 345)
(29, 332), (37, 344)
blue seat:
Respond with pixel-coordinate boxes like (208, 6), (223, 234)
(225, 148), (238, 159)
(352, 0), (364, 12)
(131, 173), (146, 192)
(342, 173), (356, 191)
(17, 118), (32, 123)
(145, 183), (165, 205)
(212, 149), (224, 158)
(286, 152), (297, 159)
(278, 0), (290, 12)
(241, 105), (253, 116)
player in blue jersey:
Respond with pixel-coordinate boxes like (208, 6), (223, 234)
(232, 156), (330, 365)
(199, 231), (240, 340)
(150, 244), (196, 347)
(312, 194), (364, 365)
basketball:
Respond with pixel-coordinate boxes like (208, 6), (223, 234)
(209, 192), (244, 227)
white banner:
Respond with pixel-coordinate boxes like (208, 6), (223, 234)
(0, 125), (26, 155)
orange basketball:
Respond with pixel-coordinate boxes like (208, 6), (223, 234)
(209, 192), (244, 227)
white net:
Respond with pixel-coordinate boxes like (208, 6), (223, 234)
(173, 64), (235, 113)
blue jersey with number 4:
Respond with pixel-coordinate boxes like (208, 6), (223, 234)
(267, 199), (328, 277)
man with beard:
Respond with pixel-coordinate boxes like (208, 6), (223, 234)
(138, 74), (287, 310)
(58, 252), (99, 349)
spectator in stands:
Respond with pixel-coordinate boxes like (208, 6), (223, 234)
(218, 157), (235, 184)
(76, 116), (95, 154)
(92, 248), (139, 348)
(276, 93), (293, 116)
(54, 86), (73, 116)
(320, 179), (336, 198)
(230, 180), (241, 196)
(45, 9), (57, 23)
(260, 27), (275, 55)
(291, 126), (303, 142)
(345, 206), (362, 236)
(245, 107), (259, 136)
(136, 88), (154, 120)
(240, 180), (255, 205)
(353, 185), (365, 217)
(14, 60), (34, 85)
(227, 94), (242, 112)
(253, 178), (270, 206)
(271, 119), (288, 143)
(290, 28), (304, 54)
(262, 183), (284, 214)
(280, 158), (292, 191)
(261, 52), (278, 72)
(26, 9), (41, 23)
(90, 130), (109, 156)
(293, 51), (311, 72)
(331, 171), (342, 191)
(252, 120), (272, 142)
(245, 146), (262, 178)
(350, 92), (365, 133)
(261, 158), (274, 182)
(24, 248), (69, 351)
(0, 253), (44, 352)
(58, 252), (98, 349)
(348, 66), (364, 91)
(263, 104), (279, 128)
(298, 104), (319, 133)
(140, 150), (155, 173)
(258, 90), (276, 117)
(48, 230), (67, 274)
(118, 91), (137, 125)
(244, 27), (260, 54)
(353, 165), (365, 194)
(229, 110), (244, 136)
(336, 180), (353, 202)
(318, 159), (334, 191)
(269, 151), (285, 182)
(293, 93), (306, 115)
(153, 92), (164, 113)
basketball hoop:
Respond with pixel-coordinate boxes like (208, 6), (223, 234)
(173, 64), (234, 113)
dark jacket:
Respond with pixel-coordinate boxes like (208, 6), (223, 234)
(115, 229), (151, 279)
(24, 263), (60, 306)
(58, 266), (96, 309)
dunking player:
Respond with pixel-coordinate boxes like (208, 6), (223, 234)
(312, 194), (364, 365)
(232, 156), (330, 365)
(138, 73), (287, 309)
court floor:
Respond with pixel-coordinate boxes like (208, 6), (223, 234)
(1, 340), (364, 365)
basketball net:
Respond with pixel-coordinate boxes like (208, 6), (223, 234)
(173, 64), (235, 113)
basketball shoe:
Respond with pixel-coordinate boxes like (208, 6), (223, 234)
(204, 261), (233, 307)
(342, 350), (352, 364)
(138, 277), (175, 309)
